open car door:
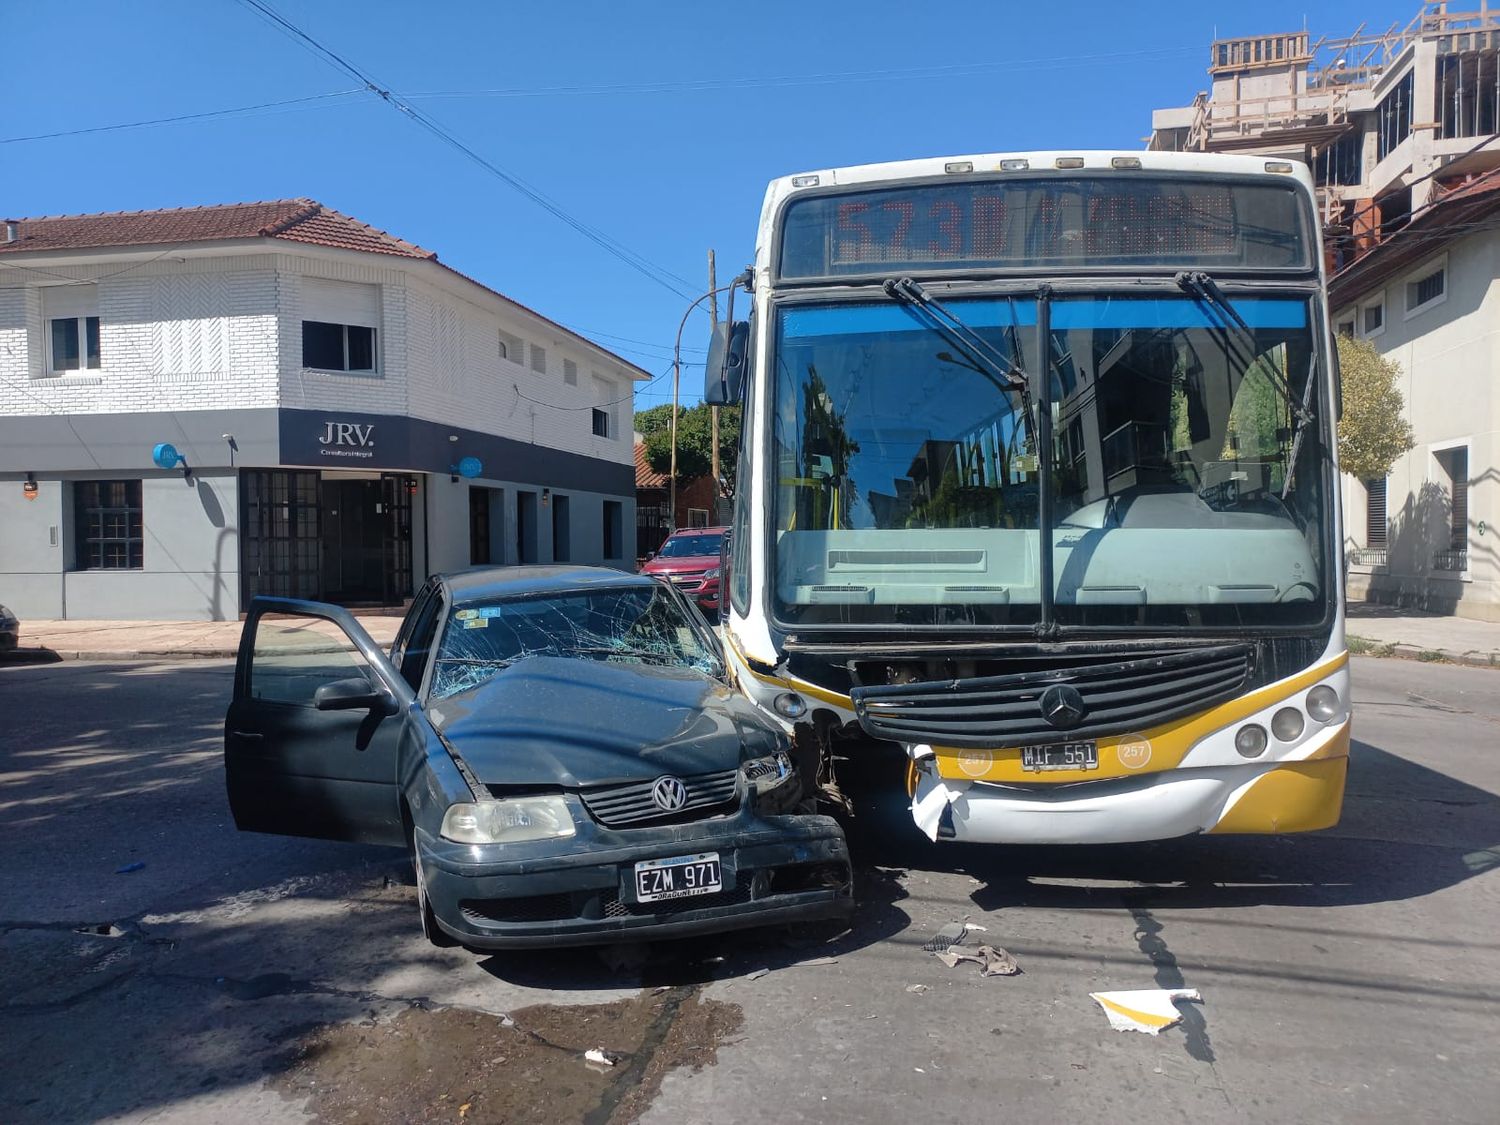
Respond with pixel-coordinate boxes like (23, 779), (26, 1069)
(224, 597), (416, 846)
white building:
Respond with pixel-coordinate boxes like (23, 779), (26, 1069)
(0, 199), (649, 620)
(1148, 6), (1500, 620)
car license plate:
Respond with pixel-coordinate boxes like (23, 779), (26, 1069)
(1020, 741), (1099, 772)
(634, 852), (722, 903)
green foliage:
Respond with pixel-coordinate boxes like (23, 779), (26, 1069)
(635, 403), (742, 488)
(1336, 336), (1415, 481)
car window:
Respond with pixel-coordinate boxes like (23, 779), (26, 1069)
(654, 533), (722, 559)
(250, 613), (377, 705)
(398, 590), (443, 692)
(430, 585), (721, 700)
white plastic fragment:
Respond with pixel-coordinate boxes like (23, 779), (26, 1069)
(1089, 989), (1202, 1034)
(905, 983), (930, 993)
(746, 968), (770, 981)
(584, 1048), (618, 1067)
(935, 945), (1020, 976)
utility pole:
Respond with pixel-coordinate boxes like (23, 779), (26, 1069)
(708, 249), (720, 516)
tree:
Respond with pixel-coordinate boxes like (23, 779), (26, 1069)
(634, 403), (742, 490)
(1336, 336), (1415, 481)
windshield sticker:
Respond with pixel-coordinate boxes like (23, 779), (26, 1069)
(1116, 735), (1153, 770)
(454, 609), (478, 621)
(462, 618), (489, 630)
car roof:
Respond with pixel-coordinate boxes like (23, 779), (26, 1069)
(666, 527), (728, 535)
(439, 564), (655, 603)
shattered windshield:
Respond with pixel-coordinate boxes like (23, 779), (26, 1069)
(429, 585), (721, 700)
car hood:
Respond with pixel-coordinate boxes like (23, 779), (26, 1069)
(642, 554), (718, 574)
(429, 656), (782, 788)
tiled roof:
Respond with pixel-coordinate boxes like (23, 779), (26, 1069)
(0, 197), (653, 380)
(0, 199), (434, 259)
(635, 440), (668, 488)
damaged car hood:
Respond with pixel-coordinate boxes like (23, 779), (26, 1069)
(430, 656), (782, 787)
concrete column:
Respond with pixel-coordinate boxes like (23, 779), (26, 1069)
(1411, 40), (1440, 210)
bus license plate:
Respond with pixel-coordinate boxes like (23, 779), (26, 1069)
(633, 853), (722, 903)
(1020, 742), (1099, 772)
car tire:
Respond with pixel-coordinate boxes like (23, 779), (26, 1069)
(411, 835), (459, 949)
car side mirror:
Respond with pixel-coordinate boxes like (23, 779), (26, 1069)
(704, 320), (749, 405)
(315, 677), (398, 715)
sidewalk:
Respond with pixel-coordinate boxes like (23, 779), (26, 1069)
(4, 613), (403, 662)
(1346, 603), (1500, 668)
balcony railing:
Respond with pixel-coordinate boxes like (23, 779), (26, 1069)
(1433, 550), (1469, 572)
(1349, 547), (1388, 567)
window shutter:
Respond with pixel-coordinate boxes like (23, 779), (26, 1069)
(564, 359), (578, 385)
(1450, 448), (1468, 550)
(303, 278), (380, 327)
(1364, 478), (1387, 547)
(530, 343), (547, 374)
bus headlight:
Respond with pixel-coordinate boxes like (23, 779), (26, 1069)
(1271, 707), (1305, 742)
(1307, 685), (1340, 722)
(773, 692), (807, 719)
(1234, 724), (1269, 758)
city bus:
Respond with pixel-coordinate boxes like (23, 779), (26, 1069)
(704, 150), (1350, 845)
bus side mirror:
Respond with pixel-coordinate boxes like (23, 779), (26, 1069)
(704, 321), (749, 405)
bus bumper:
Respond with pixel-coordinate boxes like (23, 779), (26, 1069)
(911, 721), (1349, 845)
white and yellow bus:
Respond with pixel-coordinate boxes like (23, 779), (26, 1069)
(704, 150), (1349, 845)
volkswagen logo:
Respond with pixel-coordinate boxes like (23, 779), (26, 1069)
(1039, 684), (1087, 729)
(650, 775), (689, 812)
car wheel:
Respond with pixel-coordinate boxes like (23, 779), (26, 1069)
(411, 835), (459, 948)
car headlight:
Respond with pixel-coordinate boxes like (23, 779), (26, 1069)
(701, 568), (720, 580)
(742, 749), (794, 795)
(440, 796), (576, 844)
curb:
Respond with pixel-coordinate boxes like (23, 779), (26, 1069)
(1348, 635), (1500, 669)
(2, 647), (239, 663)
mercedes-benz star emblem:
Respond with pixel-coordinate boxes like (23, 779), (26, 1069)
(651, 775), (689, 812)
(1040, 684), (1087, 729)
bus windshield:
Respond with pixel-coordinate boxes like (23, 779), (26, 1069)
(771, 294), (1327, 629)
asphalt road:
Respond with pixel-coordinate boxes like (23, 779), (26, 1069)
(1, 656), (1497, 1124)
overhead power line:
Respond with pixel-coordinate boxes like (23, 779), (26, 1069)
(0, 90), (364, 145)
(233, 0), (698, 301)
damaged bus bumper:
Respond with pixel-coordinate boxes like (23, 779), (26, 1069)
(415, 810), (852, 949)
(910, 717), (1350, 845)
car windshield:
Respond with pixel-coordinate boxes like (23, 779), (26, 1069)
(429, 585), (720, 700)
(771, 294), (1326, 629)
(655, 533), (723, 559)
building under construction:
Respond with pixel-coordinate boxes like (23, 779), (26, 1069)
(1151, 4), (1500, 621)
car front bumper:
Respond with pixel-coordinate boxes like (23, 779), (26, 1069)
(415, 810), (852, 949)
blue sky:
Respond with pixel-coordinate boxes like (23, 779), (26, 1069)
(4, 0), (1403, 409)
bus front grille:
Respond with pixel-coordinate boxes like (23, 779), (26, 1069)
(850, 644), (1252, 749)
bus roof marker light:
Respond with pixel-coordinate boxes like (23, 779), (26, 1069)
(998, 158), (1029, 171)
(1110, 156), (1143, 170)
(1055, 157), (1086, 169)
(791, 175), (820, 188)
(944, 161), (974, 174)
(1265, 161), (1296, 173)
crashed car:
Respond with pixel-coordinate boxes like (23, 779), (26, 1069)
(223, 565), (852, 948)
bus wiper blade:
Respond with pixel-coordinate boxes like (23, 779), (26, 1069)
(1174, 270), (1312, 427)
(882, 277), (1027, 392)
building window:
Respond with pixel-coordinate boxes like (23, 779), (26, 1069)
(564, 359), (578, 386)
(603, 500), (623, 560)
(1364, 478), (1387, 547)
(44, 285), (102, 373)
(530, 343), (547, 374)
(688, 508), (710, 529)
(74, 480), (143, 570)
(469, 487), (492, 565)
(1336, 319), (1355, 338)
(592, 408), (610, 438)
(303, 321), (376, 372)
(1406, 266), (1445, 314)
(496, 333), (508, 361)
(1362, 301), (1384, 335)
